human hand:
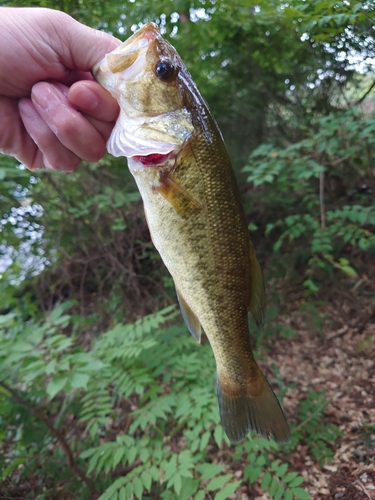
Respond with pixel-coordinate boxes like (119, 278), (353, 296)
(0, 7), (121, 172)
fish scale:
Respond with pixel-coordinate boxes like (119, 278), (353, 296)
(93, 22), (290, 444)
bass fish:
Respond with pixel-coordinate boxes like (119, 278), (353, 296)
(93, 23), (289, 443)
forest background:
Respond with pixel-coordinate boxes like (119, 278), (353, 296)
(0, 0), (374, 499)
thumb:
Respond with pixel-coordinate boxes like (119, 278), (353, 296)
(59, 13), (121, 71)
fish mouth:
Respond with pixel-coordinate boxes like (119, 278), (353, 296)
(92, 23), (160, 78)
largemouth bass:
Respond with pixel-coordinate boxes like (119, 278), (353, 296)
(93, 23), (289, 443)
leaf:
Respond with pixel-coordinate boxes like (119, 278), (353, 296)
(173, 473), (182, 496)
(49, 306), (65, 324)
(45, 359), (57, 375)
(179, 478), (199, 500)
(274, 484), (285, 500)
(260, 472), (271, 490)
(98, 477), (127, 500)
(244, 465), (262, 484)
(268, 478), (278, 496)
(214, 425), (223, 447)
(284, 472), (299, 483)
(126, 447), (137, 466)
(207, 474), (233, 491)
(198, 463), (223, 480)
(10, 341), (32, 353)
(70, 372), (90, 389)
(289, 476), (305, 487)
(79, 447), (97, 459)
(46, 376), (68, 399)
(0, 313), (15, 325)
(118, 487), (127, 500)
(132, 476), (143, 500)
(194, 492), (205, 500)
(55, 337), (73, 352)
(200, 431), (211, 451)
(214, 480), (241, 500)
(141, 471), (152, 492)
(112, 448), (125, 469)
(83, 359), (106, 371)
(292, 487), (311, 499)
(276, 462), (288, 477)
(52, 314), (71, 326)
(340, 265), (357, 277)
(284, 488), (293, 500)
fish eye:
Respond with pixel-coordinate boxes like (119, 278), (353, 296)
(155, 59), (174, 80)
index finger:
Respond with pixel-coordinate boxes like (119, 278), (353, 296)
(68, 80), (119, 122)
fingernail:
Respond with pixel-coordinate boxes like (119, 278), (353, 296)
(69, 86), (99, 111)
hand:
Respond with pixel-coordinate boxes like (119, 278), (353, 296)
(0, 7), (121, 172)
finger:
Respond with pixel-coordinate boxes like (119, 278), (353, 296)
(59, 70), (94, 87)
(68, 80), (119, 122)
(59, 15), (121, 70)
(19, 98), (81, 172)
(55, 82), (115, 141)
(31, 81), (107, 163)
(83, 114), (115, 143)
(0, 95), (48, 170)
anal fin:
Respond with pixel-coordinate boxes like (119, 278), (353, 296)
(156, 173), (202, 219)
(176, 288), (201, 343)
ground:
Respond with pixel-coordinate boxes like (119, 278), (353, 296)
(252, 291), (375, 500)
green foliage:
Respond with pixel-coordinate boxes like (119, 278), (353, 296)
(290, 391), (343, 465)
(1, 0), (373, 497)
(0, 303), (317, 499)
(244, 108), (375, 290)
(239, 439), (311, 500)
(297, 302), (328, 337)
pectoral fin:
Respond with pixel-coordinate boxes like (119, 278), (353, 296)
(156, 173), (202, 219)
(248, 241), (267, 328)
(176, 288), (202, 343)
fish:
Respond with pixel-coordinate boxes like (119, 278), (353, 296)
(92, 23), (289, 444)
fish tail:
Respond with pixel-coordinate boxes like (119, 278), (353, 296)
(216, 369), (290, 444)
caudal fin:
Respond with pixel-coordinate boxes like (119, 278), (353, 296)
(216, 371), (290, 444)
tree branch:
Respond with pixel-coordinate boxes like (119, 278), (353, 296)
(319, 171), (326, 230)
(0, 381), (98, 498)
(354, 79), (375, 106)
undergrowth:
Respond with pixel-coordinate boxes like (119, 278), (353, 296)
(0, 302), (342, 499)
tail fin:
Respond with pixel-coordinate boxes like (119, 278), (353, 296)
(217, 370), (290, 444)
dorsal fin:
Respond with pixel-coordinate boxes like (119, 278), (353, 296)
(248, 241), (267, 328)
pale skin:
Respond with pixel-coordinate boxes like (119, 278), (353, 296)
(0, 7), (121, 172)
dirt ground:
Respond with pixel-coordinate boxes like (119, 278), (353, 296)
(256, 291), (375, 500)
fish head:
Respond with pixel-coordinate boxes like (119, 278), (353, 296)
(92, 23), (194, 158)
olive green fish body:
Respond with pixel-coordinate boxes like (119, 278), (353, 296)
(93, 23), (289, 443)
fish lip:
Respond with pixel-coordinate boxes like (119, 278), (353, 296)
(123, 22), (160, 46)
(92, 22), (160, 78)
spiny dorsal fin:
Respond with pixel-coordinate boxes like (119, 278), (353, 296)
(176, 288), (202, 343)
